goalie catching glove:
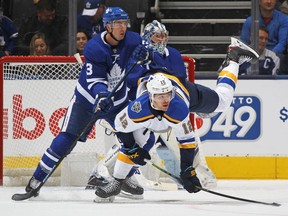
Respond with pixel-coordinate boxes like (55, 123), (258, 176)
(94, 92), (114, 113)
(180, 166), (202, 193)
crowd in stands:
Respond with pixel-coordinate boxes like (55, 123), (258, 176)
(0, 0), (287, 74)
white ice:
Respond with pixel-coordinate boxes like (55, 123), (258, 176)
(1, 180), (287, 216)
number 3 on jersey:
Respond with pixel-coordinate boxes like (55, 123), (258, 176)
(86, 63), (93, 75)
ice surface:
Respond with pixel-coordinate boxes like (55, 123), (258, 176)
(1, 180), (287, 216)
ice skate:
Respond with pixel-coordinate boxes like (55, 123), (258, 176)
(219, 37), (259, 71)
(85, 175), (109, 190)
(229, 37), (259, 65)
(119, 177), (144, 199)
(93, 195), (115, 203)
(95, 177), (123, 199)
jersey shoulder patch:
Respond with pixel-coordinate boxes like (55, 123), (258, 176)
(128, 94), (154, 123)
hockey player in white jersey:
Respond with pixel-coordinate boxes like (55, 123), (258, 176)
(94, 36), (259, 200)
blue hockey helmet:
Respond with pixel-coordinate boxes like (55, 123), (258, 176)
(142, 20), (168, 55)
(103, 7), (129, 26)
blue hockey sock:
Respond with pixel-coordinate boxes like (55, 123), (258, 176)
(33, 132), (77, 182)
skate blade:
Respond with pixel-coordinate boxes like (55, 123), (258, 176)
(93, 196), (115, 203)
(117, 191), (144, 200)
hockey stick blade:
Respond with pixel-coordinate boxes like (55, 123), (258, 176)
(196, 186), (281, 207)
(146, 161), (281, 207)
(11, 189), (39, 201)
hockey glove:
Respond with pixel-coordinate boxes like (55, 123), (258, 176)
(180, 166), (202, 193)
(131, 44), (149, 63)
(95, 92), (113, 113)
(126, 146), (151, 166)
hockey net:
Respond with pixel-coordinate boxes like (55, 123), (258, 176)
(0, 55), (195, 186)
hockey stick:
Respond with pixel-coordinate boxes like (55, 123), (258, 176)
(146, 161), (281, 207)
(11, 59), (143, 201)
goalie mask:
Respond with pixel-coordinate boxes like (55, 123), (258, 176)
(146, 73), (175, 110)
(142, 20), (168, 55)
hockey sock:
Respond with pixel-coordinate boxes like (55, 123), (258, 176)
(33, 132), (77, 182)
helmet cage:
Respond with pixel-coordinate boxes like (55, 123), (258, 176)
(142, 20), (168, 55)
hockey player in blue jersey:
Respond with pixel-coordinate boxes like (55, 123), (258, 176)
(94, 37), (259, 200)
(18, 7), (148, 199)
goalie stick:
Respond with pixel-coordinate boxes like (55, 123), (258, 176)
(146, 161), (281, 207)
(11, 59), (145, 201)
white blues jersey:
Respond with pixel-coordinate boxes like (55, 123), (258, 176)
(115, 74), (196, 148)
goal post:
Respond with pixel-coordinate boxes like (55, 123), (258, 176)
(0, 55), (195, 186)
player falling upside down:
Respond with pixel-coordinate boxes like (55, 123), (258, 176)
(94, 37), (259, 200)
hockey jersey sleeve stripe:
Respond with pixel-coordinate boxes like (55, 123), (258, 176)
(131, 114), (155, 123)
(87, 78), (107, 90)
(117, 152), (135, 165)
(76, 81), (96, 104)
(163, 113), (181, 124)
(178, 143), (197, 149)
(217, 70), (238, 90)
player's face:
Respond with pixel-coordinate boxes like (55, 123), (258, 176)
(152, 92), (172, 111)
(151, 32), (168, 44)
(110, 20), (128, 40)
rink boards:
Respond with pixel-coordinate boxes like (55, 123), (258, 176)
(3, 78), (288, 179)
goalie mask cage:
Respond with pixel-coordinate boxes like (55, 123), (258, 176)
(0, 55), (195, 186)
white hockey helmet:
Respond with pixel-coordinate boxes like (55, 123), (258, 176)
(146, 73), (175, 108)
(142, 20), (168, 55)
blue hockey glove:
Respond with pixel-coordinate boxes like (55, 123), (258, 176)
(180, 166), (202, 193)
(94, 92), (113, 113)
(131, 44), (149, 63)
(126, 146), (151, 166)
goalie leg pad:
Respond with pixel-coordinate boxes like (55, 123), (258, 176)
(195, 164), (217, 189)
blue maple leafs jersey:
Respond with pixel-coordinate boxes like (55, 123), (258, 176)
(74, 30), (142, 111)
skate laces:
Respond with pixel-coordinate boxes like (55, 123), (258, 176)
(102, 179), (121, 193)
(124, 178), (139, 189)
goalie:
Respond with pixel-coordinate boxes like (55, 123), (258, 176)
(93, 37), (259, 200)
